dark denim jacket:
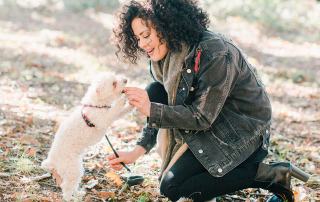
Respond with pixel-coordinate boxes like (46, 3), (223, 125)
(137, 30), (272, 177)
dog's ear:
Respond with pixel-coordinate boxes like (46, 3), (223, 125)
(113, 81), (117, 90)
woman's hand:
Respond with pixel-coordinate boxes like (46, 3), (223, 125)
(107, 146), (146, 170)
(124, 87), (151, 117)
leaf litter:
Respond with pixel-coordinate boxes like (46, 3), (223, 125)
(0, 2), (319, 202)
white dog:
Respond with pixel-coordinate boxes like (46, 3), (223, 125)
(41, 72), (133, 201)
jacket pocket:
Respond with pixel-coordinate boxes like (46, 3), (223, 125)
(211, 115), (241, 146)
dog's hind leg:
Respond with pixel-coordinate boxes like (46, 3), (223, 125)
(60, 159), (84, 201)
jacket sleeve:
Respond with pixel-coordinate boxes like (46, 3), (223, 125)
(136, 125), (158, 153)
(148, 53), (239, 130)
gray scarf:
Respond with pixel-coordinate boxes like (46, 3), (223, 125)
(151, 42), (190, 105)
(150, 42), (190, 180)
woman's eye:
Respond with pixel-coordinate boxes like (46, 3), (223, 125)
(144, 35), (150, 39)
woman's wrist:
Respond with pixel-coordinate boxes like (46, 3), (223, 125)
(132, 145), (147, 160)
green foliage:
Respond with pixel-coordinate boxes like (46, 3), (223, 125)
(135, 192), (151, 202)
(14, 147), (36, 175)
(62, 0), (121, 12)
(1, 0), (122, 13)
(204, 0), (320, 43)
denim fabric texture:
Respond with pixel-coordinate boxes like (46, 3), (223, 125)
(136, 30), (272, 178)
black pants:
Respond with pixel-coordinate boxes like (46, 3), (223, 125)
(146, 82), (268, 202)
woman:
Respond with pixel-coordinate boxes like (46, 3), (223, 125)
(108, 0), (309, 201)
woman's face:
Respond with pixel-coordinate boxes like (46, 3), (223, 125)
(131, 17), (168, 61)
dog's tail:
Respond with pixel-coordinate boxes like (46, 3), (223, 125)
(41, 159), (54, 169)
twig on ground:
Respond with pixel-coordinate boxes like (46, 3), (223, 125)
(31, 172), (52, 181)
(0, 173), (10, 177)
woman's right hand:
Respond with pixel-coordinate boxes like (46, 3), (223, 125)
(107, 145), (146, 170)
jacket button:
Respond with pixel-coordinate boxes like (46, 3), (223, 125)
(190, 87), (194, 91)
(198, 149), (203, 154)
(187, 69), (191, 73)
(185, 130), (189, 133)
(266, 130), (269, 134)
(218, 168), (223, 173)
(182, 88), (185, 91)
(152, 123), (157, 127)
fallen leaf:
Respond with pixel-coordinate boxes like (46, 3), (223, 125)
(54, 126), (59, 132)
(106, 171), (122, 186)
(27, 148), (36, 157)
(83, 175), (94, 181)
(55, 37), (64, 43)
(50, 169), (62, 186)
(4, 127), (11, 134)
(38, 196), (52, 202)
(27, 116), (34, 124)
(21, 134), (40, 146)
(97, 192), (109, 200)
(301, 158), (310, 163)
(84, 194), (93, 202)
(144, 187), (160, 197)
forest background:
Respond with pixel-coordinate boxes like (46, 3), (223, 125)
(0, 0), (319, 201)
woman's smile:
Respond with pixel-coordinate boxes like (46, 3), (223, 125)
(147, 48), (155, 56)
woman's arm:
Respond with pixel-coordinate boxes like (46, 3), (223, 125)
(108, 145), (147, 170)
(124, 53), (239, 131)
(148, 54), (239, 131)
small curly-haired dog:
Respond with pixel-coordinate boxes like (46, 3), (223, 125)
(41, 72), (133, 201)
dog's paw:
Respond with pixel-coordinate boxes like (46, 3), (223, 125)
(75, 189), (86, 197)
(117, 97), (127, 107)
(62, 193), (72, 202)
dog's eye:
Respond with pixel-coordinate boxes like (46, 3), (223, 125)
(113, 82), (117, 87)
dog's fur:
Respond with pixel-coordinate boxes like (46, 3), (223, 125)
(41, 72), (133, 201)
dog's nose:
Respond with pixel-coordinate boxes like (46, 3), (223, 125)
(124, 79), (127, 83)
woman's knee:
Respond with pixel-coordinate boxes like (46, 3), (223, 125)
(160, 172), (180, 201)
(145, 82), (168, 104)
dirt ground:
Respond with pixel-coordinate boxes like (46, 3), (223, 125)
(0, 2), (319, 202)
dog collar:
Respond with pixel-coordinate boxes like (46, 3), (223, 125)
(81, 105), (111, 127)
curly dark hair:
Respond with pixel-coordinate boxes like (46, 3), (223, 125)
(111, 0), (210, 64)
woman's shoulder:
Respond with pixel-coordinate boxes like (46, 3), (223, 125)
(198, 30), (228, 56)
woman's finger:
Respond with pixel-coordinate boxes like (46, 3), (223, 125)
(124, 87), (145, 93)
(126, 90), (147, 99)
(110, 164), (123, 170)
(127, 94), (143, 102)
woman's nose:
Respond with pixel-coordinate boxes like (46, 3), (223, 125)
(139, 38), (149, 49)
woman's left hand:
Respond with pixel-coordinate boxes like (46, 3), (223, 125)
(124, 87), (151, 117)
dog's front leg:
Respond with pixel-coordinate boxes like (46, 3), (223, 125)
(94, 98), (127, 129)
(116, 103), (134, 119)
(108, 96), (127, 117)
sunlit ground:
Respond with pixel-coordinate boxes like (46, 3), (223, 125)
(0, 0), (319, 201)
